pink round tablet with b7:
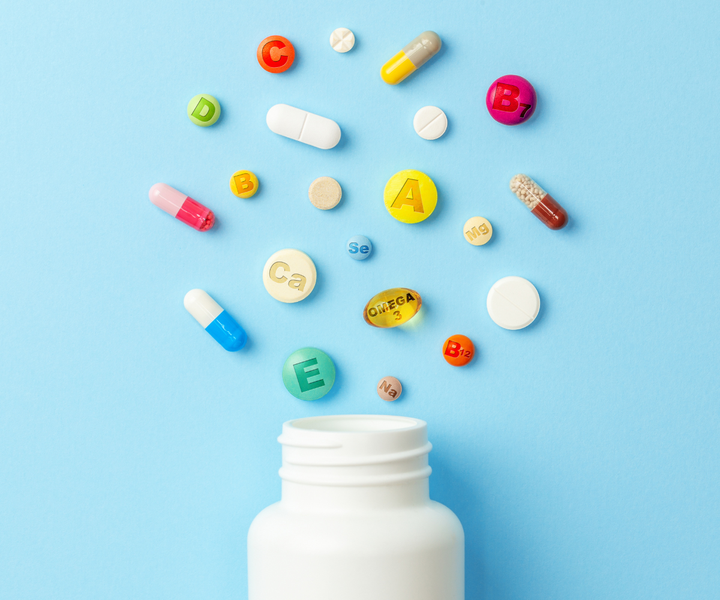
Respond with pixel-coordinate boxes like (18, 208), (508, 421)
(486, 75), (537, 125)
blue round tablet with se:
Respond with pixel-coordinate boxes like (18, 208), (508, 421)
(347, 235), (372, 260)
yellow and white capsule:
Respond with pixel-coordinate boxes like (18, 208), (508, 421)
(381, 31), (442, 85)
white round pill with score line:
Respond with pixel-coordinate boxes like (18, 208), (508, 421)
(487, 276), (540, 330)
(413, 106), (448, 140)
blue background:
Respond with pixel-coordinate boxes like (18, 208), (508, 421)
(1, 0), (719, 598)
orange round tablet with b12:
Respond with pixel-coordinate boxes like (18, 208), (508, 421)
(442, 335), (475, 366)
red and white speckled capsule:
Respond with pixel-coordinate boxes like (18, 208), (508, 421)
(509, 174), (568, 230)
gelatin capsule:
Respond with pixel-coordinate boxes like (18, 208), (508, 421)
(363, 288), (422, 328)
(184, 289), (247, 351)
(381, 31), (441, 85)
(509, 174), (568, 230)
(149, 183), (215, 231)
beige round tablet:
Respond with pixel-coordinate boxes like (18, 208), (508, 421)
(463, 216), (493, 246)
(377, 376), (402, 401)
(413, 106), (448, 140)
(330, 28), (355, 53)
(263, 249), (317, 303)
(308, 177), (342, 210)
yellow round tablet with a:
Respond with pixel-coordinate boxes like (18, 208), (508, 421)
(230, 170), (259, 198)
(384, 170), (437, 224)
(463, 216), (493, 246)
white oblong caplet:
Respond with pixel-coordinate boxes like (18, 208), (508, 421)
(184, 289), (223, 329)
(266, 104), (341, 149)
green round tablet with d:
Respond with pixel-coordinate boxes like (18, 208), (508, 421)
(282, 348), (336, 401)
(187, 93), (221, 127)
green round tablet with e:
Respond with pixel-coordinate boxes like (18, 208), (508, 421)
(187, 93), (221, 127)
(282, 347), (336, 401)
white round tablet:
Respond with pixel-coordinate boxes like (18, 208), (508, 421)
(263, 249), (317, 303)
(413, 106), (448, 140)
(330, 28), (355, 53)
(487, 276), (540, 330)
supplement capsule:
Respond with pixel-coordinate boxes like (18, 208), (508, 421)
(184, 289), (247, 351)
(149, 183), (215, 231)
(509, 174), (568, 230)
(363, 288), (422, 328)
(381, 31), (441, 85)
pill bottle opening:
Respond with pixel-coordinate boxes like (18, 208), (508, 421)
(289, 415), (422, 433)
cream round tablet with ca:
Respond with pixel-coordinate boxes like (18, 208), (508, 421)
(309, 177), (342, 210)
(413, 106), (448, 140)
(263, 249), (317, 303)
(487, 276), (540, 330)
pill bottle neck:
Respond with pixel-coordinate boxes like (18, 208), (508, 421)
(277, 415), (432, 512)
(281, 479), (429, 511)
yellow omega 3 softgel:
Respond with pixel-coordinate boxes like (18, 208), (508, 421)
(381, 31), (442, 84)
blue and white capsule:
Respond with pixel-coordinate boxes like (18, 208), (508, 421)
(184, 289), (247, 351)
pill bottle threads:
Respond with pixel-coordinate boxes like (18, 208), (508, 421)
(248, 415), (465, 600)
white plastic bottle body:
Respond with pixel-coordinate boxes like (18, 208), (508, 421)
(247, 415), (465, 600)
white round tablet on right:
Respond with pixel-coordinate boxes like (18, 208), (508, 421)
(413, 106), (448, 140)
(487, 276), (540, 330)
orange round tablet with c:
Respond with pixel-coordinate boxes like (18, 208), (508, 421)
(257, 36), (295, 73)
(442, 335), (475, 367)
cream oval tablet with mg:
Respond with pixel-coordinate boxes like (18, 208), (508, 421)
(266, 104), (341, 150)
(487, 276), (540, 330)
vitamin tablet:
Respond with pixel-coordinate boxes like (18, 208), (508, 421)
(413, 106), (447, 140)
(330, 28), (355, 52)
(257, 35), (295, 73)
(308, 177), (342, 210)
(487, 276), (540, 330)
(266, 104), (341, 150)
(263, 249), (317, 303)
(443, 335), (474, 366)
(363, 288), (421, 328)
(509, 174), (568, 230)
(486, 75), (536, 125)
(148, 183), (214, 231)
(377, 376), (402, 401)
(463, 217), (493, 245)
(230, 170), (259, 198)
(283, 347), (336, 401)
(384, 170), (437, 224)
(347, 235), (372, 260)
(187, 94), (221, 127)
(381, 31), (442, 85)
(184, 289), (247, 351)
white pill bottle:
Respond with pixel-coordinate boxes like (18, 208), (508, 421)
(248, 415), (464, 600)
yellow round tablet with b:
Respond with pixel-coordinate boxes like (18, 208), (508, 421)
(384, 170), (437, 224)
(230, 170), (259, 198)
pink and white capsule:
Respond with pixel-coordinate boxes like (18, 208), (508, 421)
(149, 183), (215, 231)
